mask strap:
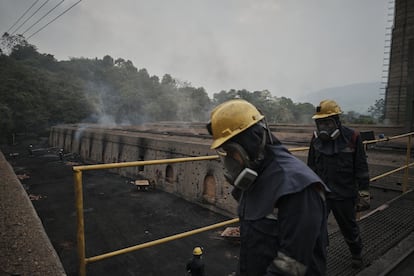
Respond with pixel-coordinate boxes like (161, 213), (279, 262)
(255, 107), (273, 145)
(251, 124), (267, 167)
(261, 117), (274, 145)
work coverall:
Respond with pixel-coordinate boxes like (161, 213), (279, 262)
(186, 256), (205, 276)
(235, 143), (329, 276)
(307, 125), (370, 257)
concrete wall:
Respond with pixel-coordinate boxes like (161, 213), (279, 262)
(49, 124), (238, 216)
(0, 151), (66, 276)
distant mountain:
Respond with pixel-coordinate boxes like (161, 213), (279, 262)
(299, 82), (383, 114)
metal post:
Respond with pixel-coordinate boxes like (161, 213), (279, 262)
(403, 135), (412, 193)
(74, 169), (86, 276)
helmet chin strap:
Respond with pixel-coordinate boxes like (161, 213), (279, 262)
(250, 124), (268, 169)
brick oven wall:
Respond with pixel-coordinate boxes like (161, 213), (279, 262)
(49, 125), (238, 216)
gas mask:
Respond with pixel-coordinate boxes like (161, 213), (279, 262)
(217, 142), (258, 191)
(315, 118), (340, 141)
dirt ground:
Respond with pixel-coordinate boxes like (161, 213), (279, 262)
(1, 136), (405, 276)
(1, 138), (241, 276)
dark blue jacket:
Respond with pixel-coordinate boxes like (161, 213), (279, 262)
(307, 125), (370, 199)
(186, 256), (205, 276)
(235, 144), (329, 275)
(238, 144), (327, 220)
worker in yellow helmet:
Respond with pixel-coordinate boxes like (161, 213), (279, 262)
(307, 99), (370, 269)
(186, 246), (205, 276)
(207, 99), (329, 275)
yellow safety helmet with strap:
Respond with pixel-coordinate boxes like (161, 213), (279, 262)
(193, 246), (203, 255)
(312, 99), (342, 119)
(208, 99), (264, 149)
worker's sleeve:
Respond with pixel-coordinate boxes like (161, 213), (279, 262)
(265, 186), (327, 276)
(354, 134), (370, 191)
(307, 136), (317, 172)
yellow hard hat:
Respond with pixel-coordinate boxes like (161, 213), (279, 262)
(208, 99), (264, 149)
(312, 99), (342, 119)
(193, 246), (203, 255)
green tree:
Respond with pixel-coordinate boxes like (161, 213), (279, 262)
(342, 111), (375, 124)
(293, 102), (315, 124)
(176, 86), (211, 121)
(0, 33), (28, 55)
(212, 90), (238, 103)
(368, 98), (385, 123)
(212, 89), (317, 124)
(0, 103), (14, 143)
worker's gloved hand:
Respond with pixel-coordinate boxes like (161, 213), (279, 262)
(265, 252), (307, 276)
(356, 190), (370, 212)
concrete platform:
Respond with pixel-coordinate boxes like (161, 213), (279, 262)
(0, 150), (66, 276)
(1, 139), (414, 275)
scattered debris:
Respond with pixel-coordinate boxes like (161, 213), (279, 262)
(221, 227), (240, 242)
(17, 173), (30, 180)
(131, 179), (150, 191)
(29, 194), (47, 201)
(84, 208), (94, 213)
(9, 152), (19, 159)
(65, 161), (80, 166)
(59, 148), (64, 160)
(28, 144), (34, 156)
(59, 241), (74, 250)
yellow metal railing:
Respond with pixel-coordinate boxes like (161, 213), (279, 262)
(288, 132), (414, 192)
(73, 156), (224, 276)
(362, 132), (414, 193)
(73, 132), (413, 275)
(86, 218), (240, 264)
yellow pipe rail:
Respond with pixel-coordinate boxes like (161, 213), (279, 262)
(73, 155), (220, 171)
(73, 155), (221, 276)
(363, 132), (414, 144)
(288, 146), (310, 152)
(74, 170), (86, 276)
(361, 133), (414, 193)
(403, 135), (412, 192)
(369, 162), (414, 182)
(85, 218), (240, 264)
(73, 134), (414, 276)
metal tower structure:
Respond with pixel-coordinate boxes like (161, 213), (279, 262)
(384, 0), (414, 130)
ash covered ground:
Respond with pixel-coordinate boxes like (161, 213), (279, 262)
(1, 137), (403, 276)
(2, 139), (240, 276)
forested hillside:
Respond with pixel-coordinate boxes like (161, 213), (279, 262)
(0, 33), (381, 144)
(0, 34), (214, 143)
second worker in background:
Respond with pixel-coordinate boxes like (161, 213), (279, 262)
(307, 99), (370, 269)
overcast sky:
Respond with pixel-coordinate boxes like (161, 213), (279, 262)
(0, 0), (390, 101)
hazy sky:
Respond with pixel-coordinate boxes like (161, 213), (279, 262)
(0, 0), (390, 101)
